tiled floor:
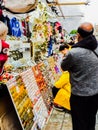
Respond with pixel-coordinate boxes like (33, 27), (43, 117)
(43, 109), (98, 130)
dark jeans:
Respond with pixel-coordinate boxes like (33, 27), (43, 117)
(70, 93), (98, 130)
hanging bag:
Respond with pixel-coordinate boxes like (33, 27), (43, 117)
(2, 0), (38, 13)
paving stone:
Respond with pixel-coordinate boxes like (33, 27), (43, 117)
(43, 122), (62, 130)
(52, 109), (65, 115)
(48, 109), (65, 123)
(42, 110), (98, 130)
(61, 113), (72, 130)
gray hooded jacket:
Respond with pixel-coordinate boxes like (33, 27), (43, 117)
(61, 35), (98, 96)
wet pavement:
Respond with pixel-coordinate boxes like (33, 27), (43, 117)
(43, 109), (98, 130)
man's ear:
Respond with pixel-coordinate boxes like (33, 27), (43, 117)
(77, 33), (82, 42)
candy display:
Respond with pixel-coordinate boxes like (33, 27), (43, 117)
(3, 54), (61, 130)
(6, 67), (52, 130)
(7, 75), (34, 130)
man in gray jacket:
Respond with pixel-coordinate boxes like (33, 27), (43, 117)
(61, 22), (98, 130)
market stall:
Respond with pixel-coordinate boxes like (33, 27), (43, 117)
(0, 1), (69, 130)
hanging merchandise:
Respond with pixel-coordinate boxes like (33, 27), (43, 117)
(54, 22), (65, 44)
(4, 15), (12, 35)
(30, 2), (54, 61)
(25, 17), (32, 41)
(2, 0), (38, 14)
(0, 8), (5, 22)
(47, 35), (54, 56)
(21, 20), (26, 36)
(10, 17), (22, 37)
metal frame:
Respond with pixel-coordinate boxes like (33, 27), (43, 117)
(48, 0), (89, 19)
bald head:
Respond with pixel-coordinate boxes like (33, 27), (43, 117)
(77, 22), (94, 38)
(79, 22), (93, 32)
